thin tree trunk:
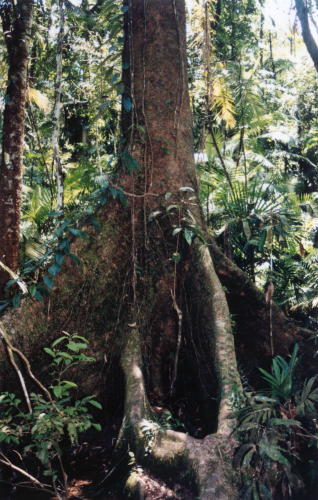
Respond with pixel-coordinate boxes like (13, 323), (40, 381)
(269, 32), (276, 79)
(260, 13), (264, 67)
(211, 0), (222, 32)
(0, 0), (33, 293)
(52, 0), (65, 211)
(295, 0), (318, 73)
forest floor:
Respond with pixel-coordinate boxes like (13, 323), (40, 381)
(0, 438), (196, 500)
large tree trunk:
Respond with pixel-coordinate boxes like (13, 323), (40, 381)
(0, 0), (312, 498)
(0, 0), (33, 292)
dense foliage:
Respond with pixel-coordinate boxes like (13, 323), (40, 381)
(1, 0), (318, 498)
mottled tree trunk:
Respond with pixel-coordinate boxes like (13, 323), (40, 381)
(52, 0), (65, 211)
(0, 0), (33, 291)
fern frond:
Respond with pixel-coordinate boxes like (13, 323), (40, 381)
(28, 88), (51, 114)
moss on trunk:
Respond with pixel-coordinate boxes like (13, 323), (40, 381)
(0, 0), (33, 291)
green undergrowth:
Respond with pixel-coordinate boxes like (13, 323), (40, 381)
(0, 332), (102, 499)
(235, 345), (318, 499)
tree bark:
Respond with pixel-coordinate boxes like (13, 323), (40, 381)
(295, 0), (318, 73)
(209, 239), (311, 375)
(52, 0), (65, 211)
(120, 0), (242, 427)
(0, 0), (33, 291)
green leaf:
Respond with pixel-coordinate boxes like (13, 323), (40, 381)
(253, 395), (278, 403)
(258, 230), (267, 251)
(58, 352), (73, 360)
(52, 336), (67, 347)
(148, 211), (162, 221)
(242, 448), (255, 467)
(5, 279), (19, 289)
(72, 335), (89, 342)
(88, 399), (102, 409)
(116, 82), (125, 95)
(47, 211), (62, 217)
(166, 205), (179, 212)
(269, 418), (301, 427)
(52, 385), (62, 398)
(67, 341), (88, 352)
(44, 348), (55, 358)
(68, 228), (87, 239)
(0, 301), (10, 312)
(48, 263), (61, 276)
(12, 294), (21, 308)
(238, 422), (260, 431)
(260, 442), (289, 465)
(183, 228), (194, 245)
(123, 96), (132, 112)
(88, 216), (101, 231)
(59, 239), (70, 253)
(37, 446), (49, 465)
(121, 151), (140, 173)
(55, 253), (65, 266)
(43, 276), (54, 290)
(92, 423), (102, 431)
(60, 380), (78, 388)
(111, 73), (120, 83)
(34, 290), (44, 302)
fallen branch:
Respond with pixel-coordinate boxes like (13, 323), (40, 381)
(0, 324), (32, 413)
(0, 452), (43, 486)
(0, 261), (28, 295)
(0, 322), (61, 414)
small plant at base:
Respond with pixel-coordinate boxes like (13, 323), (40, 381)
(235, 344), (318, 499)
(0, 332), (102, 499)
(156, 409), (186, 431)
(140, 419), (160, 456)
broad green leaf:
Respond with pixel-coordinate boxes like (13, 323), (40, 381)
(121, 151), (140, 173)
(260, 442), (289, 465)
(55, 253), (65, 266)
(88, 399), (102, 409)
(92, 423), (102, 431)
(12, 294), (21, 308)
(67, 341), (88, 352)
(48, 263), (61, 276)
(183, 228), (194, 245)
(123, 96), (132, 112)
(43, 276), (54, 290)
(44, 348), (55, 358)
